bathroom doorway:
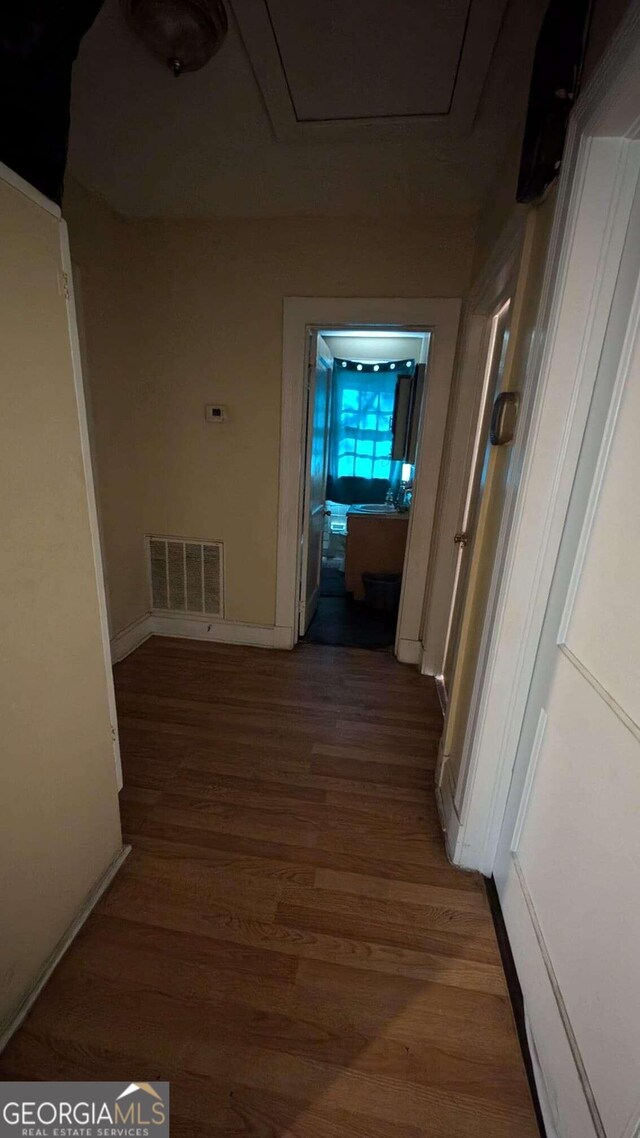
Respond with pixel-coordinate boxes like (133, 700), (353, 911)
(276, 297), (461, 663)
(300, 329), (430, 649)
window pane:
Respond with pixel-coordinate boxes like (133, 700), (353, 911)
(355, 457), (372, 479)
(341, 389), (359, 410)
(338, 456), (354, 477)
(373, 458), (391, 479)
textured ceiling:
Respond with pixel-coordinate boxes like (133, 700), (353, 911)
(68, 0), (545, 219)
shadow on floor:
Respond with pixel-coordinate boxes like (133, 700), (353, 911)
(303, 568), (397, 650)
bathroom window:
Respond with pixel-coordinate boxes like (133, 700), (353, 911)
(335, 383), (395, 481)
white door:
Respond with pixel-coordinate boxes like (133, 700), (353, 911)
(494, 177), (640, 1138)
(299, 334), (333, 635)
(440, 298), (511, 701)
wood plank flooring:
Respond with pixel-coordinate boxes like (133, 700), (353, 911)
(0, 637), (539, 1137)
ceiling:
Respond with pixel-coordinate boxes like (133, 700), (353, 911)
(68, 0), (546, 219)
(267, 0), (469, 119)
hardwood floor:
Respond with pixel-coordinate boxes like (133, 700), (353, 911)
(0, 637), (539, 1137)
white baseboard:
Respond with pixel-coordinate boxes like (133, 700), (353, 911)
(434, 674), (448, 713)
(0, 844), (131, 1054)
(110, 613), (295, 661)
(435, 744), (460, 863)
(110, 613), (153, 663)
(396, 637), (422, 665)
(150, 612), (294, 650)
(526, 1013), (560, 1138)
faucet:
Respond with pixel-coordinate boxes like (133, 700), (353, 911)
(397, 480), (412, 512)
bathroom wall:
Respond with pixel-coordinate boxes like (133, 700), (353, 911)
(64, 181), (474, 636)
(322, 334), (427, 363)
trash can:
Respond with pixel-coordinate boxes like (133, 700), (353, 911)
(361, 572), (402, 613)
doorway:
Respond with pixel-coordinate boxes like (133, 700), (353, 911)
(276, 297), (461, 663)
(300, 329), (430, 650)
(434, 198), (556, 845)
(435, 9), (640, 1131)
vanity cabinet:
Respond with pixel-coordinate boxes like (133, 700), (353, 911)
(345, 512), (409, 600)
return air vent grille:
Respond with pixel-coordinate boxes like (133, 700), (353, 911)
(148, 536), (223, 617)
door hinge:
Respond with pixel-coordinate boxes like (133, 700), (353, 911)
(60, 271), (70, 301)
(454, 531), (469, 547)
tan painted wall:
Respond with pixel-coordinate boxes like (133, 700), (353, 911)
(583, 0), (632, 82)
(472, 0), (633, 284)
(64, 182), (474, 635)
(0, 176), (122, 1031)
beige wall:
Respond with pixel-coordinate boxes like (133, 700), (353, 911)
(471, 132), (528, 284)
(64, 182), (474, 635)
(583, 0), (632, 82)
(472, 0), (633, 285)
(0, 176), (122, 1031)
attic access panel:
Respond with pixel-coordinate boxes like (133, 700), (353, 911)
(230, 0), (507, 142)
(267, 0), (469, 121)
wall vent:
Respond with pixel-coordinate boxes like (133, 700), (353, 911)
(148, 536), (223, 617)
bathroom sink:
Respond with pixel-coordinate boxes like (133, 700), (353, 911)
(348, 503), (398, 514)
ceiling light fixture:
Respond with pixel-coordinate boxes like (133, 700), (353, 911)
(120, 0), (228, 76)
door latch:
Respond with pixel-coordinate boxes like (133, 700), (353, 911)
(454, 532), (469, 547)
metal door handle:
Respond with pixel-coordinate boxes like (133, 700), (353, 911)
(490, 391), (519, 446)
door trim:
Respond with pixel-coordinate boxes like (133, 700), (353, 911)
(422, 212), (526, 681)
(449, 1), (640, 873)
(61, 222), (124, 791)
(298, 334), (332, 637)
(0, 159), (61, 219)
(276, 297), (461, 656)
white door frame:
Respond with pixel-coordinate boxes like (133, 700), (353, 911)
(421, 212), (526, 686)
(298, 334), (333, 636)
(276, 297), (461, 657)
(447, 1), (640, 872)
(61, 224), (124, 791)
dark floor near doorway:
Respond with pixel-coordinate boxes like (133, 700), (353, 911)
(304, 568), (397, 649)
(317, 566), (347, 597)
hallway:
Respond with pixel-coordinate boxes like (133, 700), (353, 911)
(0, 638), (538, 1136)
